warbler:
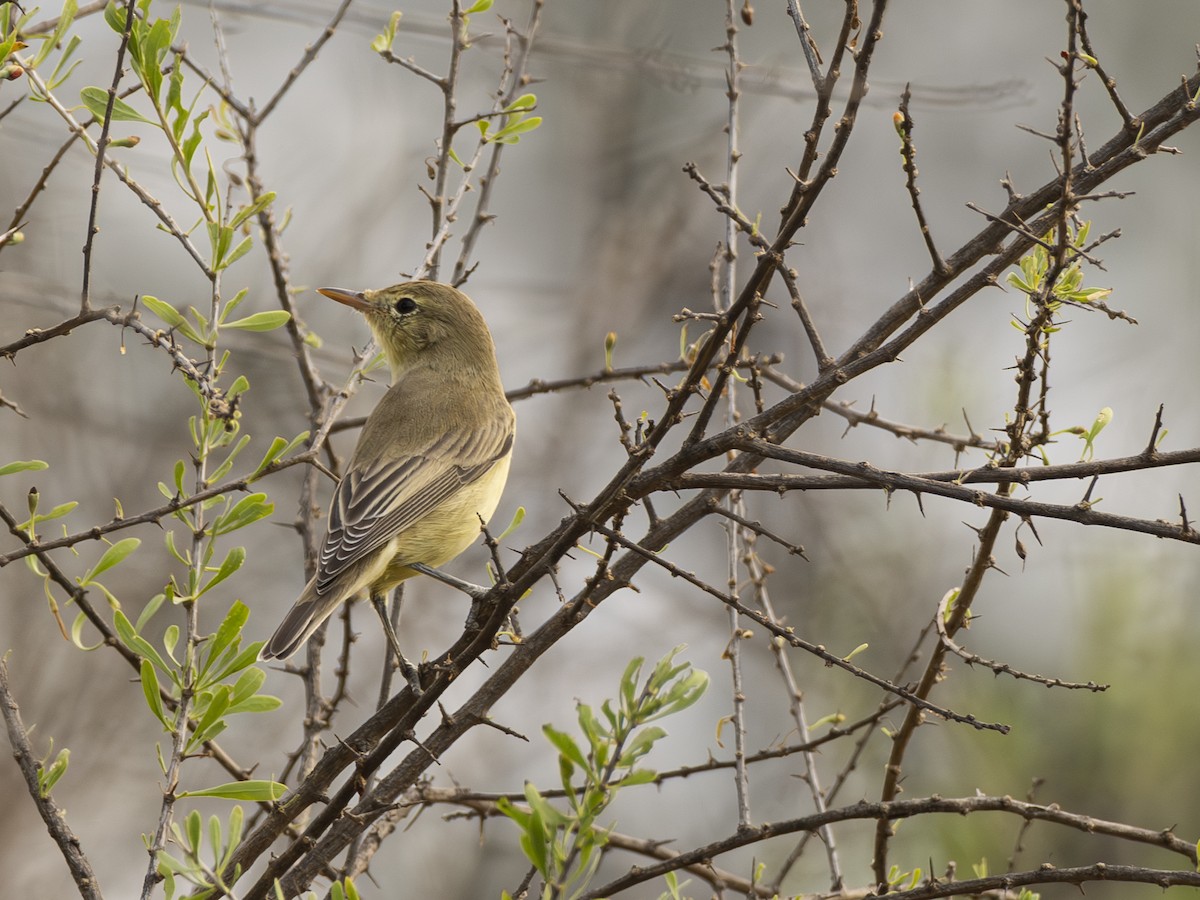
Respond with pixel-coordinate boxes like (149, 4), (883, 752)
(261, 281), (515, 665)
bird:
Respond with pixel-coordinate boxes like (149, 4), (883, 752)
(260, 281), (515, 685)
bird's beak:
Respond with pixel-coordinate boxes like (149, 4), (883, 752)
(317, 287), (372, 311)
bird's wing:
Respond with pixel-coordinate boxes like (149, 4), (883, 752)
(314, 419), (513, 595)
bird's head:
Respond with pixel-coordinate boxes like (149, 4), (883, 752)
(317, 281), (497, 381)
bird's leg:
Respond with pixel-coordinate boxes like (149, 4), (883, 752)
(409, 562), (492, 600)
(370, 589), (423, 696)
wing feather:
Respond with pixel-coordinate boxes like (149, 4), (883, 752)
(314, 418), (512, 595)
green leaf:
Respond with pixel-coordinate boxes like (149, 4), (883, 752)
(254, 436), (289, 474)
(79, 86), (156, 125)
(371, 10), (403, 53)
(229, 666), (265, 706)
(179, 780), (287, 802)
(138, 17), (173, 99)
(576, 702), (607, 752)
(496, 795), (531, 830)
(164, 531), (189, 566)
(31, 0), (78, 67)
(38, 747), (71, 797)
(614, 768), (657, 788)
(219, 804), (245, 870)
(80, 537), (140, 585)
(103, 0), (129, 35)
(661, 669), (709, 717)
(199, 600), (249, 684)
(144, 16), (175, 69)
(203, 147), (220, 209)
(0, 460), (49, 477)
(142, 295), (186, 329)
(619, 656), (643, 713)
(199, 546), (245, 597)
(212, 493), (273, 536)
(503, 92), (538, 113)
(70, 611), (104, 651)
(227, 375), (251, 400)
(465, 0), (493, 13)
(210, 433), (251, 484)
(227, 694), (282, 714)
(224, 311), (291, 332)
(220, 235), (254, 271)
(253, 431), (310, 477)
(524, 781), (569, 829)
(114, 609), (173, 675)
(47, 35), (85, 90)
(222, 288), (249, 321)
(488, 116), (542, 144)
(181, 108), (209, 170)
(166, 59), (185, 130)
(185, 809), (202, 853)
(209, 641), (264, 685)
(141, 658), (171, 729)
(27, 501), (79, 528)
(520, 785), (549, 876)
(543, 724), (588, 770)
(208, 812), (223, 869)
(496, 506), (525, 542)
(188, 685), (231, 751)
(229, 191), (276, 230)
(208, 222), (230, 267)
(618, 726), (667, 767)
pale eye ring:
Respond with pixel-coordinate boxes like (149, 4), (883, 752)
(395, 297), (417, 314)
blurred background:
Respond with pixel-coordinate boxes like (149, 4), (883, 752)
(2, 0), (1200, 896)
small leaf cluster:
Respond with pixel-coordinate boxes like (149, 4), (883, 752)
(12, 0), (85, 93)
(1, 459), (149, 639)
(157, 805), (254, 900)
(77, 2), (280, 273)
(142, 285), (289, 352)
(36, 742), (70, 799)
(116, 600), (280, 752)
(498, 646), (708, 899)
(370, 10), (403, 54)
(478, 92), (542, 145)
(1006, 219), (1113, 331)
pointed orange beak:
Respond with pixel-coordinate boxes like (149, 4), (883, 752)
(317, 287), (372, 311)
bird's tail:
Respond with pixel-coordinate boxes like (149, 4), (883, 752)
(259, 578), (345, 661)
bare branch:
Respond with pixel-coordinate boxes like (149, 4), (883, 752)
(582, 794), (1200, 898)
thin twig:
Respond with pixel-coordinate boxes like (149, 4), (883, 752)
(574, 508), (1009, 733)
(895, 84), (948, 274)
(934, 588), (1107, 690)
(0, 657), (105, 900)
(581, 794), (1200, 898)
(784, 0), (824, 90)
(452, 1), (545, 285)
(253, 0), (355, 123)
(79, 0), (138, 314)
(716, 0), (753, 833)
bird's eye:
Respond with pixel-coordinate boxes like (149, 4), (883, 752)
(395, 297), (417, 314)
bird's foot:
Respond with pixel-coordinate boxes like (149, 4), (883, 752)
(398, 656), (425, 697)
